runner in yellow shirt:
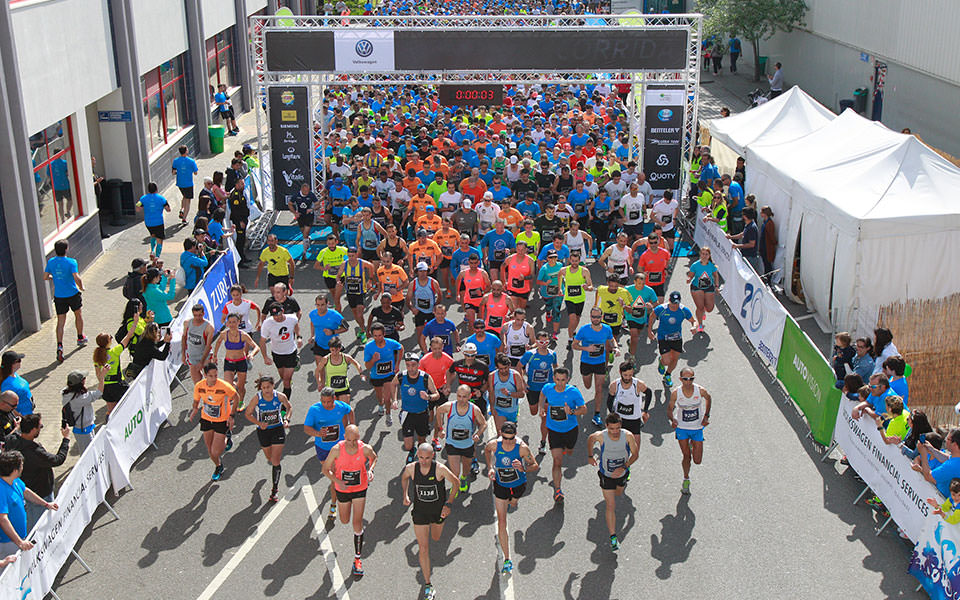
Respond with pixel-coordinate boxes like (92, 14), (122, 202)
(255, 234), (295, 289)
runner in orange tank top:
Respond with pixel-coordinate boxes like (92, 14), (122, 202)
(455, 257), (491, 326)
(503, 245), (536, 309)
(481, 281), (515, 337)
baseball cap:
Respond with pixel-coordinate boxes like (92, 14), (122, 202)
(509, 142), (517, 148)
(242, 144), (253, 152)
(416, 261), (429, 271)
(417, 229), (428, 238)
(462, 342), (478, 355)
(1, 351), (24, 367)
(67, 370), (88, 387)
(473, 319), (486, 328)
(193, 228), (206, 236)
(510, 156), (518, 164)
(417, 183), (426, 189)
(425, 204), (435, 211)
(501, 421), (518, 435)
(404, 351), (421, 362)
(269, 305), (284, 315)
(546, 249), (558, 258)
(483, 191), (494, 200)
(131, 258), (147, 270)
(463, 199), (473, 209)
(669, 291), (682, 303)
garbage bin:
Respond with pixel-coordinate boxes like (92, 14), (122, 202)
(104, 178), (125, 226)
(853, 87), (869, 113)
(758, 56), (768, 74)
(839, 99), (856, 112)
(209, 125), (225, 154)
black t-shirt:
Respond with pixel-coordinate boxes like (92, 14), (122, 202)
(741, 221), (759, 257)
(262, 296), (301, 316)
(291, 192), (318, 213)
(512, 179), (539, 201)
(534, 171), (556, 191)
(555, 174), (574, 194)
(534, 216), (563, 242)
(229, 190), (249, 222)
(371, 306), (403, 337)
(451, 359), (489, 388)
(351, 144), (371, 158)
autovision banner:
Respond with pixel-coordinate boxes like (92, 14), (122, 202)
(268, 86), (311, 211)
(776, 318), (842, 446)
(642, 84), (684, 194)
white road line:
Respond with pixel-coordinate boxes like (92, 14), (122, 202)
(196, 492), (293, 600)
(483, 414), (515, 600)
(303, 484), (352, 600)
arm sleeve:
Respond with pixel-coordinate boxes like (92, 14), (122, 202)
(642, 388), (653, 411)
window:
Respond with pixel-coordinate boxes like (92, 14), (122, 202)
(141, 56), (190, 154)
(207, 30), (235, 102)
(29, 118), (80, 240)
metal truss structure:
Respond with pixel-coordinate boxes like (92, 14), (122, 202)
(249, 13), (702, 206)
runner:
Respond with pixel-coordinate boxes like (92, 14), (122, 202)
(489, 355), (526, 436)
(392, 353), (440, 462)
(637, 232), (671, 302)
(502, 244), (536, 310)
(448, 343), (491, 476)
(573, 307), (616, 427)
(171, 145), (198, 223)
(419, 337), (455, 450)
(502, 308), (534, 366)
(221, 285), (261, 333)
(479, 281), (514, 338)
(303, 386), (355, 518)
(687, 247), (719, 332)
(648, 291), (697, 387)
(188, 363), (239, 481)
(357, 208), (388, 269)
(480, 219), (515, 282)
(314, 234), (349, 313)
(540, 368), (587, 502)
(560, 251), (593, 348)
(44, 240), (87, 362)
(464, 320), (503, 369)
(317, 337), (364, 404)
(400, 442), (461, 600)
(408, 262), (443, 343)
(620, 182), (646, 245)
(181, 303), (215, 384)
(668, 367), (712, 494)
(340, 246), (377, 342)
(288, 182), (320, 260)
(136, 181), (170, 257)
(599, 232), (632, 285)
(455, 254), (491, 327)
(322, 424), (378, 578)
(364, 322), (404, 425)
(651, 190), (679, 253)
(376, 251), (409, 311)
(595, 274), (633, 362)
(484, 421), (539, 574)
(624, 272), (658, 362)
(408, 229), (443, 274)
(211, 313), (259, 417)
(308, 293), (348, 383)
(436, 384), (487, 494)
(519, 332), (557, 454)
(564, 220), (593, 263)
(368, 292), (406, 342)
(608, 363), (652, 436)
(433, 216), (461, 297)
(244, 375), (291, 502)
(258, 306), (302, 402)
(420, 304), (458, 355)
(515, 219), (541, 257)
(377, 224), (409, 271)
(536, 249), (564, 339)
(587, 413), (640, 550)
(255, 234), (296, 290)
(260, 283), (301, 323)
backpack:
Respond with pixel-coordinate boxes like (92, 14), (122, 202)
(61, 401), (79, 428)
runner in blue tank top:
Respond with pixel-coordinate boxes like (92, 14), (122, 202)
(392, 353), (440, 463)
(243, 376), (292, 502)
(489, 355), (527, 434)
(437, 384), (488, 494)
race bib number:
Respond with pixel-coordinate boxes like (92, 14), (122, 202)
(574, 203), (585, 213)
(698, 275), (712, 289)
(442, 246), (453, 257)
(497, 467), (519, 483)
(203, 401), (221, 419)
(526, 246), (536, 255)
(682, 407), (699, 422)
(567, 285), (582, 297)
(532, 370), (549, 384)
(603, 312), (618, 324)
(493, 249), (506, 261)
(665, 332), (682, 341)
(628, 210), (640, 220)
(416, 485), (439, 502)
(547, 284), (560, 296)
(327, 265), (340, 276)
(346, 280), (362, 294)
(662, 215), (672, 224)
(341, 469), (362, 486)
(597, 210), (609, 219)
(631, 306), (646, 319)
(588, 346), (604, 358)
(510, 344), (526, 357)
(320, 424), (341, 442)
(511, 277), (524, 289)
(616, 402), (635, 416)
(495, 395), (513, 409)
(376, 362), (393, 375)
(605, 457), (626, 471)
(549, 405), (567, 421)
(260, 409), (280, 425)
(364, 238), (377, 249)
(488, 315), (503, 328)
(648, 271), (663, 284)
(468, 288), (483, 299)
(613, 264), (625, 275)
(542, 231), (555, 242)
(451, 428), (469, 441)
(330, 375), (347, 389)
(417, 298), (432, 310)
(384, 282), (397, 294)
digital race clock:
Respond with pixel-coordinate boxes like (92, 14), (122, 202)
(437, 85), (504, 107)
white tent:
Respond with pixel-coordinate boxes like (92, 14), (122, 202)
(745, 109), (960, 334)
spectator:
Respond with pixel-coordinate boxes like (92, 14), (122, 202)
(758, 206), (777, 276)
(767, 62), (784, 98)
(0, 352), (32, 416)
(0, 451), (57, 558)
(917, 429), (960, 497)
(831, 332), (856, 385)
(61, 367), (109, 453)
(122, 258), (148, 310)
(852, 337), (875, 382)
(927, 479), (960, 525)
(896, 409), (933, 459)
(872, 327), (898, 375)
(840, 373), (863, 402)
(180, 238), (210, 293)
(128, 323), (172, 380)
(726, 207), (760, 273)
(876, 396), (908, 439)
(883, 355), (909, 407)
(851, 374), (893, 419)
(3, 414), (69, 533)
(0, 392), (18, 438)
(142, 267), (177, 328)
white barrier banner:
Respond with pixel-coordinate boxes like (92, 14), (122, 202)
(834, 397), (938, 542)
(694, 217), (786, 366)
(103, 362), (172, 491)
(0, 433), (112, 600)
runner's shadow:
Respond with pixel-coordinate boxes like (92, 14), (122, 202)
(262, 517), (334, 597)
(202, 481), (270, 566)
(650, 495), (696, 579)
(362, 475), (411, 554)
(642, 390), (672, 448)
(402, 535), (463, 575)
(138, 484), (217, 567)
(515, 503), (565, 573)
(683, 332), (712, 366)
(455, 483), (495, 538)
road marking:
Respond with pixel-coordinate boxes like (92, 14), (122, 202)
(195, 492), (293, 600)
(482, 413), (515, 600)
(303, 484), (352, 600)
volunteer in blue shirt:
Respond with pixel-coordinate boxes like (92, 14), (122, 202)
(171, 145), (198, 223)
(539, 368), (586, 503)
(725, 174), (745, 234)
(649, 291), (697, 387)
(364, 323), (404, 426)
(136, 182), (171, 257)
(519, 332), (557, 454)
(44, 239), (87, 359)
(0, 450), (58, 557)
(573, 307), (616, 428)
(179, 238), (210, 293)
(303, 387), (355, 518)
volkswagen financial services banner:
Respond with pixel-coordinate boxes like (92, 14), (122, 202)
(268, 86), (311, 210)
(642, 85), (685, 196)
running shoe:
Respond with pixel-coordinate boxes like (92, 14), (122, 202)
(501, 559), (513, 574)
(237, 399), (244, 411)
(470, 458), (480, 475)
(551, 333), (558, 342)
(697, 324), (704, 333)
(432, 438), (442, 453)
(178, 210), (185, 222)
(664, 373), (673, 387)
(681, 478), (691, 495)
(329, 502), (337, 518)
(352, 558), (364, 577)
(623, 352), (632, 365)
(554, 488), (564, 503)
(459, 476), (469, 493)
(657, 360), (665, 375)
(77, 335), (88, 346)
(57, 344), (64, 363)
(591, 414), (603, 428)
(537, 439), (547, 455)
(225, 435), (233, 452)
(377, 405), (384, 416)
(386, 414), (393, 426)
(406, 449), (417, 464)
(610, 535), (620, 551)
(212, 465), (224, 481)
(423, 584), (437, 600)
(269, 489), (279, 502)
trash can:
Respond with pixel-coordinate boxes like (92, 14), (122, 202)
(104, 178), (125, 226)
(758, 56), (768, 74)
(839, 99), (855, 112)
(853, 87), (869, 113)
(209, 125), (225, 154)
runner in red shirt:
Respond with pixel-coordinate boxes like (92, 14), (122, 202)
(637, 233), (672, 301)
(419, 337), (455, 449)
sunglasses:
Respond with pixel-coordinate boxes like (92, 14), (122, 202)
(681, 377), (695, 381)
(501, 434), (516, 440)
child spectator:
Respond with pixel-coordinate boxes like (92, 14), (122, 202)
(927, 478), (960, 525)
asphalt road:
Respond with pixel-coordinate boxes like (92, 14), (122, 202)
(50, 231), (923, 600)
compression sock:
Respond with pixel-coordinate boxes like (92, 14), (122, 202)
(283, 386), (292, 402)
(354, 528), (365, 557)
(149, 238), (157, 254)
(155, 241), (163, 256)
(272, 465), (281, 490)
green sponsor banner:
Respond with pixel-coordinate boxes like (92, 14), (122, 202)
(775, 318), (842, 445)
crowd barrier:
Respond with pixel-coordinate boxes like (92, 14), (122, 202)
(0, 243), (240, 600)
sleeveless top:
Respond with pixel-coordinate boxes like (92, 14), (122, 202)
(493, 439), (526, 488)
(333, 440), (369, 493)
(412, 461), (447, 509)
(185, 320), (209, 363)
(462, 270), (486, 305)
(607, 245), (629, 277)
(598, 429), (630, 477)
(674, 383), (705, 430)
(445, 402), (476, 449)
(504, 322), (532, 359)
(256, 391), (284, 430)
(359, 221), (380, 251)
(613, 378), (643, 420)
(399, 370), (429, 413)
(343, 260), (366, 295)
(563, 266), (586, 302)
(504, 257), (532, 293)
(484, 294), (510, 333)
(413, 277), (436, 314)
(224, 329), (246, 351)
(384, 238), (406, 262)
(564, 231), (586, 259)
(324, 354), (350, 392)
(492, 369), (519, 415)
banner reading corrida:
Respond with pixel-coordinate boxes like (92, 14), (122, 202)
(776, 318), (842, 445)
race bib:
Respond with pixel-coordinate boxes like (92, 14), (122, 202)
(341, 469), (362, 486)
(364, 238), (377, 249)
(346, 280), (362, 294)
(631, 305), (646, 319)
(605, 457), (626, 471)
(588, 346), (604, 358)
(495, 395), (513, 409)
(416, 484), (439, 502)
(468, 288), (483, 299)
(574, 203), (585, 213)
(613, 264), (625, 275)
(496, 467), (519, 483)
(320, 424), (341, 442)
(532, 370), (549, 384)
(441, 246), (453, 257)
(203, 401), (221, 419)
(510, 344), (526, 357)
(662, 215), (672, 224)
(488, 315), (503, 328)
(511, 277), (524, 289)
(331, 375), (347, 389)
(628, 210), (640, 220)
(549, 405), (567, 421)
(260, 409), (280, 425)
(327, 265), (340, 276)
(603, 312), (618, 324)
(597, 210), (609, 219)
(493, 249), (506, 261)
(376, 362), (393, 375)
(384, 282), (397, 294)
(567, 285), (582, 297)
(451, 428), (470, 441)
(698, 274), (712, 289)
(682, 407), (699, 422)
(665, 332), (682, 341)
(547, 284), (560, 296)
(648, 271), (663, 284)
(616, 402), (634, 416)
(542, 231), (555, 242)
(526, 246), (536, 255)
(417, 298), (432, 310)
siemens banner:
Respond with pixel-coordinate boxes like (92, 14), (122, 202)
(642, 85), (684, 193)
(268, 86), (311, 211)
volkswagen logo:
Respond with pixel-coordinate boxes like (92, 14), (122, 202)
(657, 108), (673, 122)
(355, 39), (374, 57)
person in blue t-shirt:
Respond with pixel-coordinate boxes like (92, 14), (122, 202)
(137, 182), (171, 256)
(882, 356), (910, 408)
(180, 238), (210, 293)
(364, 323), (404, 425)
(465, 321), (502, 367)
(573, 307), (615, 427)
(44, 239), (87, 356)
(481, 223), (516, 281)
(213, 83), (239, 135)
(421, 304), (458, 355)
(303, 387), (355, 516)
(539, 368), (586, 503)
(309, 292), (348, 368)
(918, 430), (960, 497)
(171, 145), (198, 223)
(451, 237), (482, 281)
(519, 332), (557, 453)
(0, 450), (57, 557)
(649, 291), (696, 387)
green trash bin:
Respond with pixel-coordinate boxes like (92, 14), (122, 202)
(209, 125), (225, 154)
(758, 56), (769, 74)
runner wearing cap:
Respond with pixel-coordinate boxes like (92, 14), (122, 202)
(587, 413), (640, 551)
(416, 204), (443, 237)
(649, 291), (697, 387)
(408, 263), (442, 343)
(485, 420), (540, 574)
(392, 353), (440, 463)
(475, 192), (501, 238)
(464, 320), (503, 369)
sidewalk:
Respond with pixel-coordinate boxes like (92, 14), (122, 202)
(699, 70), (759, 118)
(6, 109), (262, 472)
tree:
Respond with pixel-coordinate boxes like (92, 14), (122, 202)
(697, 0), (808, 82)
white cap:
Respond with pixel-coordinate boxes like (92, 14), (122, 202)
(509, 142), (517, 148)
(416, 261), (429, 271)
(510, 156), (519, 164)
(463, 199), (473, 209)
(483, 191), (494, 200)
(462, 342), (478, 355)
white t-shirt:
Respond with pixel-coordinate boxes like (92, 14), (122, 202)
(329, 162), (351, 179)
(372, 179), (394, 201)
(476, 202), (501, 234)
(620, 170), (639, 186)
(438, 191), (462, 218)
(637, 181), (654, 207)
(604, 180), (627, 205)
(652, 198), (679, 232)
(260, 315), (299, 355)
(389, 187), (411, 212)
(621, 193), (645, 225)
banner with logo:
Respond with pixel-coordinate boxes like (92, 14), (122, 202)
(102, 362), (173, 491)
(777, 318), (843, 446)
(334, 29), (395, 72)
(910, 519), (960, 599)
(641, 84), (684, 195)
(834, 397), (939, 543)
(0, 432), (112, 600)
(268, 85), (311, 211)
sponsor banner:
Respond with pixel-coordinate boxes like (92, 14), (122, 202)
(835, 397), (937, 543)
(778, 318), (843, 446)
(103, 362), (173, 491)
(910, 519), (960, 599)
(642, 85), (684, 193)
(334, 29), (395, 72)
(268, 86), (311, 212)
(0, 433), (112, 600)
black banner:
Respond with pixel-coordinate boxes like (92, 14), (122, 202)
(268, 86), (311, 210)
(437, 85), (504, 107)
(642, 85), (684, 192)
(265, 31), (335, 72)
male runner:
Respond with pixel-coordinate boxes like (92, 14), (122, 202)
(255, 234), (296, 290)
(587, 413), (639, 550)
(182, 303), (215, 383)
(519, 332), (557, 454)
(304, 387), (355, 518)
(573, 307), (615, 427)
(314, 234), (349, 312)
(436, 384), (487, 494)
(392, 353), (440, 463)
(340, 246), (377, 341)
(668, 367), (712, 494)
(484, 421), (539, 574)
(489, 355), (526, 436)
(448, 343), (490, 476)
(364, 322), (404, 425)
(540, 368), (587, 503)
(608, 363), (652, 436)
(648, 291), (696, 387)
(258, 305), (302, 401)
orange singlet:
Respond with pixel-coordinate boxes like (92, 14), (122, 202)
(333, 440), (369, 494)
(483, 293), (510, 335)
(504, 256), (532, 295)
(462, 270), (487, 308)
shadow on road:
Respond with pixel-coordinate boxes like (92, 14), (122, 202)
(650, 495), (696, 579)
